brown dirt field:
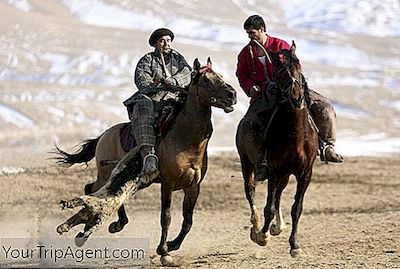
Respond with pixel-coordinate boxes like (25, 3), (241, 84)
(1, 154), (400, 268)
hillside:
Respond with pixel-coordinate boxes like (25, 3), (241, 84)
(1, 0), (400, 166)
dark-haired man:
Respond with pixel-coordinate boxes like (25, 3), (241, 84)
(123, 28), (192, 183)
(236, 15), (343, 181)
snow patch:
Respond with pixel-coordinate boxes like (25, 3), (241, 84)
(0, 104), (34, 127)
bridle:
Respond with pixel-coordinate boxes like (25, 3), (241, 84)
(191, 66), (228, 105)
(274, 53), (306, 109)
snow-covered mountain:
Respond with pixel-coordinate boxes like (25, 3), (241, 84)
(1, 0), (400, 160)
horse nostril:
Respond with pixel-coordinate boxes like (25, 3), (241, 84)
(228, 91), (235, 100)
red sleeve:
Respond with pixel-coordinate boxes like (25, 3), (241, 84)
(236, 48), (254, 97)
(276, 38), (290, 63)
(278, 39), (290, 50)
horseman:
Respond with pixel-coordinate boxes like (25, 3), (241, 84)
(236, 15), (343, 181)
(123, 28), (192, 183)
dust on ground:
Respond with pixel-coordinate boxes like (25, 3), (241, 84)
(0, 154), (399, 268)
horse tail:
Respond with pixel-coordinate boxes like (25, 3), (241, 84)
(51, 137), (100, 167)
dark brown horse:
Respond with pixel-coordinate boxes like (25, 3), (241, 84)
(236, 42), (318, 257)
(54, 58), (236, 265)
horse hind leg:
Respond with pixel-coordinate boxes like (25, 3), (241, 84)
(270, 205), (287, 236)
(270, 176), (290, 236)
(167, 184), (200, 252)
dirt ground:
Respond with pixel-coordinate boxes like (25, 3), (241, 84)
(0, 153), (399, 268)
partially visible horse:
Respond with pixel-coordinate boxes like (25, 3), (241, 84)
(54, 58), (237, 265)
(236, 42), (318, 256)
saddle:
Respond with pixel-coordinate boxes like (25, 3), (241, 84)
(119, 103), (181, 152)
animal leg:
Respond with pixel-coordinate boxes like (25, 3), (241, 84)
(156, 185), (174, 266)
(75, 219), (102, 247)
(254, 178), (279, 246)
(60, 196), (90, 209)
(167, 184), (200, 252)
(107, 179), (154, 233)
(109, 205), (129, 233)
(270, 205), (287, 236)
(56, 208), (88, 234)
(270, 176), (289, 236)
(289, 171), (311, 257)
(240, 155), (262, 243)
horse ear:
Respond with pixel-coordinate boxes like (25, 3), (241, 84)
(207, 57), (212, 68)
(290, 40), (296, 55)
(193, 58), (201, 71)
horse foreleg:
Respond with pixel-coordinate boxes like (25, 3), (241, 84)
(270, 176), (289, 236)
(167, 184), (200, 252)
(289, 171), (311, 257)
(157, 185), (174, 266)
(241, 157), (262, 243)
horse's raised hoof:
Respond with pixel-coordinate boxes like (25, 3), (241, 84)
(290, 248), (304, 258)
(108, 221), (126, 234)
(160, 254), (175, 266)
(270, 224), (285, 236)
(250, 227), (268, 246)
(75, 232), (89, 247)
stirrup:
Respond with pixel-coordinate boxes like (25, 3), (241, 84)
(139, 148), (159, 185)
(142, 148), (159, 172)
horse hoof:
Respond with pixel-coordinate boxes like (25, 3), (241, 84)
(290, 248), (303, 258)
(160, 254), (174, 266)
(250, 228), (268, 246)
(75, 232), (88, 247)
(250, 227), (258, 242)
(108, 221), (124, 233)
(270, 224), (283, 236)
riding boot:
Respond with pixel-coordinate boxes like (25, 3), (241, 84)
(131, 94), (160, 184)
(320, 143), (343, 163)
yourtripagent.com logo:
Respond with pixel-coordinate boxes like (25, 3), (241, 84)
(0, 238), (149, 268)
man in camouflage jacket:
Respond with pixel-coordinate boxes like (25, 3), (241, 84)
(123, 28), (192, 183)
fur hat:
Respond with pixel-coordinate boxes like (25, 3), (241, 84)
(148, 28), (174, 46)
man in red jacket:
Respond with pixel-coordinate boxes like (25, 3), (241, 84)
(236, 15), (343, 181)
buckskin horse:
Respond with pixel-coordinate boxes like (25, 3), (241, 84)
(54, 58), (236, 266)
(236, 42), (318, 257)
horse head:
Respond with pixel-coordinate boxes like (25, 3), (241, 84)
(271, 41), (306, 109)
(190, 57), (237, 113)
